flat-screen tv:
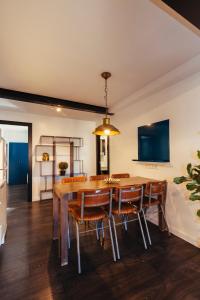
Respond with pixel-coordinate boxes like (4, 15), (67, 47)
(137, 119), (170, 162)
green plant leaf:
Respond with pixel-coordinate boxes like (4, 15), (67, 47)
(189, 193), (200, 201)
(186, 182), (197, 191)
(193, 167), (200, 174)
(197, 150), (200, 159)
(173, 176), (188, 184)
(197, 209), (200, 218)
(195, 176), (200, 184)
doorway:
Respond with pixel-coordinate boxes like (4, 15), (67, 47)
(96, 136), (110, 175)
(0, 120), (32, 202)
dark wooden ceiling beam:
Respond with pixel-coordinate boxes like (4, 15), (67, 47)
(0, 88), (113, 115)
(161, 0), (200, 30)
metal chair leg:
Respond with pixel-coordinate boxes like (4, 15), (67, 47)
(141, 209), (152, 245)
(101, 220), (105, 239)
(108, 218), (116, 262)
(67, 225), (71, 249)
(123, 215), (128, 231)
(111, 215), (120, 260)
(96, 221), (100, 240)
(137, 213), (147, 250)
(160, 204), (170, 235)
(75, 221), (81, 274)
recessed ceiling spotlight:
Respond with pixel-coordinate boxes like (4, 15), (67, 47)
(56, 107), (62, 112)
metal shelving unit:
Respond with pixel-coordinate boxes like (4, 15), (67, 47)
(36, 135), (85, 200)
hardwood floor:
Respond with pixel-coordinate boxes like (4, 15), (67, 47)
(0, 192), (200, 300)
(7, 184), (28, 206)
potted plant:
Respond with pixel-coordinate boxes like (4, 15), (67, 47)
(58, 162), (68, 176)
(174, 150), (200, 217)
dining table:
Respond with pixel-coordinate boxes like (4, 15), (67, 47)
(53, 176), (166, 266)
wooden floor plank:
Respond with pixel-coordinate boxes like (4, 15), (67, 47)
(0, 185), (200, 300)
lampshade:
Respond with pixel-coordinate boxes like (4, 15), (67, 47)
(93, 117), (120, 136)
(93, 71), (120, 136)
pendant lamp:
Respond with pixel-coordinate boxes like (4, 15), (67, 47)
(93, 72), (120, 136)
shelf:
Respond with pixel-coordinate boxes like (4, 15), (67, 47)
(35, 144), (54, 147)
(132, 160), (172, 167)
(36, 160), (54, 162)
(55, 173), (86, 177)
(73, 160), (83, 161)
(40, 189), (53, 193)
(37, 135), (84, 200)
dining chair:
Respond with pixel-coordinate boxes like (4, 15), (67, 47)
(70, 187), (116, 274)
(61, 176), (87, 249)
(111, 184), (147, 260)
(111, 173), (130, 178)
(90, 174), (109, 181)
(143, 181), (169, 239)
(61, 175), (88, 210)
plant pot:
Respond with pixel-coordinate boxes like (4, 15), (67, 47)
(60, 170), (66, 176)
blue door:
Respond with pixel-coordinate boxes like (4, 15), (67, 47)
(9, 143), (28, 185)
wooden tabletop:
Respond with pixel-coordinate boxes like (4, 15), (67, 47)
(54, 176), (158, 199)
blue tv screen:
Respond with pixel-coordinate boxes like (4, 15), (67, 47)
(138, 119), (170, 162)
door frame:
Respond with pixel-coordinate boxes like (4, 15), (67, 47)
(0, 120), (32, 202)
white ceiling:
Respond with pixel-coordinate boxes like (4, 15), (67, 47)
(0, 99), (100, 121)
(0, 0), (200, 109)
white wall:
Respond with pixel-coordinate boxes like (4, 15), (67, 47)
(110, 68), (200, 247)
(0, 125), (28, 183)
(0, 110), (96, 201)
(111, 71), (200, 179)
(0, 125), (28, 143)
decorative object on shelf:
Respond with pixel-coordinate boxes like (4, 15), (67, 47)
(174, 150), (200, 217)
(104, 177), (120, 184)
(42, 152), (49, 161)
(59, 162), (68, 176)
(93, 72), (120, 136)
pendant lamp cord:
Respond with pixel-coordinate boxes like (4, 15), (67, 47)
(104, 78), (108, 117)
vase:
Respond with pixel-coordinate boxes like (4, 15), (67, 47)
(42, 152), (49, 161)
(60, 170), (66, 176)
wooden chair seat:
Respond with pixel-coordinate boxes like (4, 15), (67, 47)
(68, 200), (79, 212)
(143, 197), (160, 207)
(71, 207), (106, 221)
(112, 202), (138, 215)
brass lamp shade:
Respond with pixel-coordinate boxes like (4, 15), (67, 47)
(93, 117), (120, 136)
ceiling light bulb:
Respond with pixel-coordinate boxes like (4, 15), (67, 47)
(104, 129), (110, 135)
(56, 107), (62, 112)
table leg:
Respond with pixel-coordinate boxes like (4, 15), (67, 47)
(53, 192), (59, 240)
(158, 193), (167, 231)
(158, 203), (165, 231)
(60, 194), (69, 266)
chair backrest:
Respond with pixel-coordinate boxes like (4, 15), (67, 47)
(115, 185), (143, 212)
(111, 173), (130, 179)
(145, 181), (167, 206)
(90, 174), (109, 181)
(78, 187), (112, 219)
(145, 181), (167, 197)
(61, 176), (87, 184)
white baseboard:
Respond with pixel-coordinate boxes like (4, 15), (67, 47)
(147, 211), (200, 248)
(169, 226), (200, 248)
